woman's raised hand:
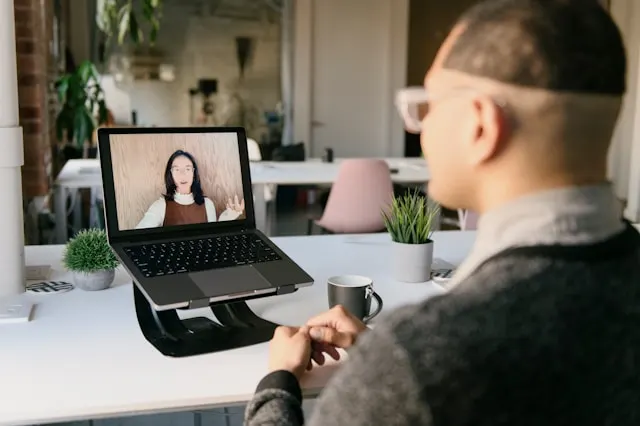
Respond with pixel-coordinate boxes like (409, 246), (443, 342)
(226, 194), (245, 213)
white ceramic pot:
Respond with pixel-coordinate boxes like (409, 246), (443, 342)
(72, 269), (115, 291)
(391, 241), (434, 283)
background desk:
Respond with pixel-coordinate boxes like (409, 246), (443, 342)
(0, 231), (474, 426)
(53, 158), (430, 243)
(249, 159), (430, 233)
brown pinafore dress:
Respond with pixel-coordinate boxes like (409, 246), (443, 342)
(163, 200), (207, 226)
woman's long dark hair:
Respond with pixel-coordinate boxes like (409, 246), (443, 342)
(163, 150), (205, 205)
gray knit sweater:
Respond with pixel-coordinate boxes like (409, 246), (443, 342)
(245, 186), (640, 425)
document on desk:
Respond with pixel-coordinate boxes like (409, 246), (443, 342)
(26, 265), (52, 281)
(0, 299), (34, 324)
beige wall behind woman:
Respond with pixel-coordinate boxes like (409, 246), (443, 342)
(110, 132), (244, 230)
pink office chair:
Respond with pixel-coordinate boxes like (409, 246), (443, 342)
(308, 159), (394, 234)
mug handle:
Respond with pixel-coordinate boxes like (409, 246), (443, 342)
(363, 289), (383, 323)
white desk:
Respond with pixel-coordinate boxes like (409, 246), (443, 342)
(0, 231), (475, 425)
(53, 158), (430, 243)
(249, 159), (429, 233)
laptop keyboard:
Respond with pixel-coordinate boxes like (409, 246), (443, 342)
(123, 234), (282, 278)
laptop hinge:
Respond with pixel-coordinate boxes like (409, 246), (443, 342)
(188, 298), (211, 309)
(276, 285), (297, 295)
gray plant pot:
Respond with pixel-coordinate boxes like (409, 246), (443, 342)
(72, 269), (116, 291)
(391, 241), (434, 283)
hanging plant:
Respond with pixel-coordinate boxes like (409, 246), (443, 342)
(97, 0), (163, 47)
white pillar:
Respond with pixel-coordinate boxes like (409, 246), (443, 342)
(609, 0), (640, 221)
(280, 0), (294, 145)
(609, 0), (637, 205)
(0, 1), (26, 299)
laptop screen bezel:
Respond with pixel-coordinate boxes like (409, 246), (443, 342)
(97, 126), (257, 243)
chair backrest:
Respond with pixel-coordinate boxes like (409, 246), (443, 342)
(271, 142), (305, 161)
(317, 159), (394, 233)
(247, 138), (262, 161)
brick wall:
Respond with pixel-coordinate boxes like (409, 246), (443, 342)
(14, 0), (58, 198)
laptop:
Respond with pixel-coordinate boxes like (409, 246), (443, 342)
(97, 126), (314, 311)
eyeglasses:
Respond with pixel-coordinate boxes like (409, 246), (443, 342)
(171, 166), (194, 174)
(395, 86), (432, 134)
(395, 86), (507, 134)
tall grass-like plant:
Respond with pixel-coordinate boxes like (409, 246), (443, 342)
(63, 229), (119, 273)
(382, 189), (440, 244)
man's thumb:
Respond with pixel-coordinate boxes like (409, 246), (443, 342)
(309, 327), (355, 348)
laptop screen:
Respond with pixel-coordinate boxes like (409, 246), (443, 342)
(108, 131), (246, 232)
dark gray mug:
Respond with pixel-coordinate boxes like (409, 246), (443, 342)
(327, 275), (383, 322)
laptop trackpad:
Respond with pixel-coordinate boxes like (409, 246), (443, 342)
(189, 265), (271, 298)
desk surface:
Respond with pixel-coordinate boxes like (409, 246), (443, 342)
(55, 158), (429, 188)
(0, 231), (474, 425)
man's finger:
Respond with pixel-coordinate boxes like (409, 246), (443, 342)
(311, 350), (325, 366)
(311, 341), (341, 360)
(273, 325), (297, 338)
(309, 326), (356, 348)
(306, 305), (355, 327)
(306, 306), (346, 329)
(292, 328), (311, 347)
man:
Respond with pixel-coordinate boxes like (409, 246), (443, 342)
(245, 0), (640, 424)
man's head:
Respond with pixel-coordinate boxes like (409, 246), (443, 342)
(401, 0), (626, 212)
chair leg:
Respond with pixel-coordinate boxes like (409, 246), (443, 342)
(307, 218), (314, 235)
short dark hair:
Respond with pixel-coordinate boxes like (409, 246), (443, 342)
(443, 0), (626, 95)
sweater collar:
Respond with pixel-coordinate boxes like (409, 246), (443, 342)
(174, 192), (195, 205)
(448, 183), (625, 288)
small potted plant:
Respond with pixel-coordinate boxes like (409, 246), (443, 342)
(63, 229), (119, 291)
(382, 189), (440, 283)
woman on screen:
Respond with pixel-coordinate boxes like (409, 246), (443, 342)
(136, 150), (245, 229)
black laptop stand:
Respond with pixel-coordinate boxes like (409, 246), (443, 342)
(133, 285), (279, 357)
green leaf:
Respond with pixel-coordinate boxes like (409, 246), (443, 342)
(83, 107), (97, 136)
(142, 0), (154, 19)
(73, 108), (88, 148)
(98, 101), (109, 124)
(55, 76), (69, 103)
(55, 107), (73, 143)
(149, 16), (159, 44)
(88, 61), (101, 83)
(96, 0), (113, 32)
(55, 59), (108, 146)
(99, 0), (162, 47)
(129, 11), (141, 44)
(381, 188), (440, 244)
(117, 3), (132, 45)
(66, 73), (83, 102)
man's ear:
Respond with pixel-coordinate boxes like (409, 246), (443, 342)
(468, 96), (509, 165)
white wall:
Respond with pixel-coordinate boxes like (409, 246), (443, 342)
(292, 0), (408, 157)
(123, 1), (281, 140)
(610, 0), (640, 221)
